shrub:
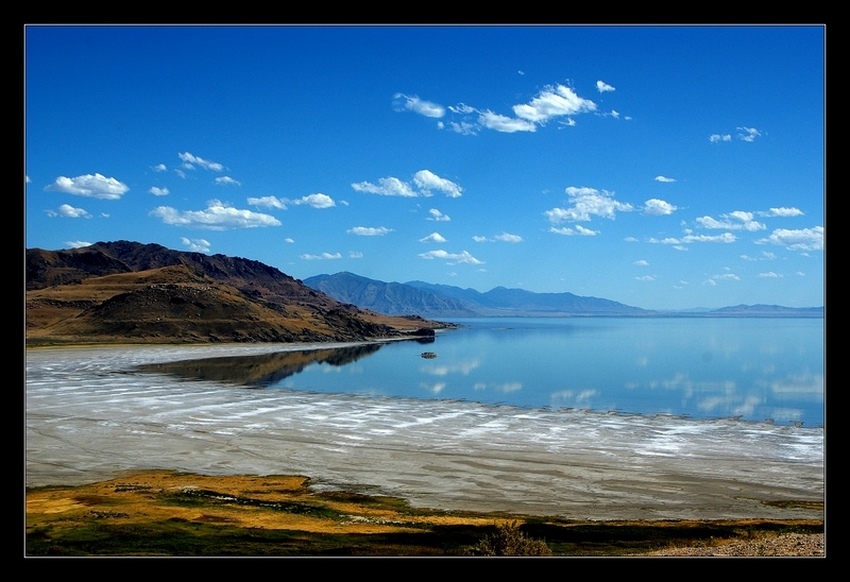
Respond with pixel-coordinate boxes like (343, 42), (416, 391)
(465, 520), (552, 556)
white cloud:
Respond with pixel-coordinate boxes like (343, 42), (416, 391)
(648, 232), (737, 245)
(760, 207), (805, 217)
(709, 134), (732, 143)
(354, 172), (462, 198)
(413, 170), (463, 198)
(644, 199), (677, 216)
(545, 186), (634, 223)
(178, 152), (224, 171)
(596, 80), (615, 93)
(149, 186), (170, 196)
(634, 259), (649, 266)
(479, 110), (537, 133)
(418, 249), (484, 265)
(347, 226), (394, 236)
(549, 225), (598, 236)
(292, 193), (336, 208)
(758, 271), (783, 278)
(150, 199), (281, 230)
(635, 275), (655, 281)
(180, 237), (211, 253)
(420, 232), (447, 243)
(351, 176), (417, 197)
(737, 126), (762, 142)
(215, 176), (240, 186)
(513, 84), (597, 124)
(248, 195), (288, 209)
(47, 203), (91, 218)
(248, 193), (336, 210)
(349, 251), (363, 258)
(45, 173), (129, 199)
(393, 93), (445, 118)
(696, 212), (766, 231)
(152, 164), (167, 172)
(427, 208), (451, 221)
(756, 226), (824, 251)
(284, 237), (295, 244)
(477, 232), (524, 243)
(654, 175), (676, 183)
(300, 252), (342, 260)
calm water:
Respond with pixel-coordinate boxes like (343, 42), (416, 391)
(142, 317), (824, 428)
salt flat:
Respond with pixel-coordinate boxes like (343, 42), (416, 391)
(25, 343), (824, 521)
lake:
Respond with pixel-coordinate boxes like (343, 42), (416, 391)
(140, 316), (824, 428)
(26, 318), (824, 518)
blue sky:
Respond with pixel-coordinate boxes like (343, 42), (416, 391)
(24, 25), (825, 310)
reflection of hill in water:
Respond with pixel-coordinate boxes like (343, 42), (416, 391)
(136, 343), (384, 387)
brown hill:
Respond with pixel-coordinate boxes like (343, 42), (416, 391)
(25, 241), (447, 346)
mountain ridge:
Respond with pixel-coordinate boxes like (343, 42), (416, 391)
(304, 272), (824, 318)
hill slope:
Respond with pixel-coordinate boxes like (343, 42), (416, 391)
(25, 241), (445, 345)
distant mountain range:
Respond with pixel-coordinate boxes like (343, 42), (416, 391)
(304, 272), (824, 319)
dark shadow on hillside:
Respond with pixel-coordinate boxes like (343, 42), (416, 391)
(135, 343), (384, 387)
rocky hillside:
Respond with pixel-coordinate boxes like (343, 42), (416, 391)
(25, 241), (446, 346)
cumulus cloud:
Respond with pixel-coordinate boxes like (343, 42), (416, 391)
(475, 233), (523, 243)
(418, 82), (598, 135)
(149, 186), (169, 196)
(549, 225), (598, 236)
(545, 186), (634, 223)
(756, 226), (824, 251)
(596, 80), (615, 93)
(709, 134), (732, 143)
(413, 170), (463, 198)
(479, 110), (537, 133)
(648, 232), (737, 245)
(696, 212), (766, 231)
(152, 164), (167, 172)
(215, 176), (240, 186)
(353, 171), (461, 198)
(418, 249), (484, 265)
(643, 199), (678, 216)
(634, 259), (649, 266)
(392, 93), (446, 118)
(351, 176), (417, 197)
(758, 271), (783, 278)
(248, 195), (288, 210)
(654, 175), (676, 183)
(181, 237), (211, 253)
(300, 252), (342, 260)
(760, 207), (804, 217)
(737, 126), (762, 142)
(420, 232), (447, 243)
(248, 193), (336, 210)
(45, 173), (129, 199)
(292, 193), (336, 208)
(178, 152), (224, 172)
(427, 208), (450, 221)
(150, 199), (281, 230)
(347, 226), (394, 236)
(513, 84), (597, 124)
(64, 240), (92, 248)
(46, 203), (91, 218)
